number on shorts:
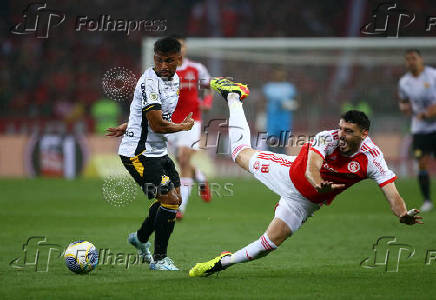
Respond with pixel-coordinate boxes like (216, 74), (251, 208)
(261, 164), (269, 173)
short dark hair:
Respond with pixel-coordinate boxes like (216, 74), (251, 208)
(169, 34), (186, 41)
(341, 110), (370, 131)
(154, 37), (181, 54)
(405, 48), (421, 56)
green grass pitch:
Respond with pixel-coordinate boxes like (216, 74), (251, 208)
(0, 177), (435, 299)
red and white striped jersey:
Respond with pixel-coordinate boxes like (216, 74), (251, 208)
(289, 130), (397, 204)
(172, 58), (210, 123)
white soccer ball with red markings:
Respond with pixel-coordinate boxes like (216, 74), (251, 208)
(64, 240), (99, 274)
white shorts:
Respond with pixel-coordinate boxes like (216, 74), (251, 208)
(248, 151), (320, 233)
(168, 121), (201, 150)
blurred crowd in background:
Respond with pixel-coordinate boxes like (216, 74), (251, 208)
(1, 0), (436, 135)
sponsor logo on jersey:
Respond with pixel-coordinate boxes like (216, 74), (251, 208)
(162, 112), (172, 121)
(124, 130), (134, 137)
(322, 162), (337, 173)
(348, 161), (360, 173)
(161, 175), (170, 185)
(372, 160), (387, 176)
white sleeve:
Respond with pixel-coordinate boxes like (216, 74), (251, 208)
(141, 76), (162, 110)
(310, 130), (337, 159)
(367, 152), (397, 187)
(398, 79), (408, 101)
(430, 68), (436, 102)
(195, 63), (210, 87)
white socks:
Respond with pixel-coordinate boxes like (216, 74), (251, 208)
(221, 233), (277, 267)
(227, 93), (251, 161)
(194, 168), (206, 183)
(179, 177), (193, 213)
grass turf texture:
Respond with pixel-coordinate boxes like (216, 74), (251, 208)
(0, 177), (435, 300)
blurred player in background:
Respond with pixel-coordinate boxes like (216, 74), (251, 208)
(168, 35), (214, 220)
(106, 37), (194, 271)
(262, 68), (298, 154)
(189, 78), (422, 277)
(398, 49), (436, 212)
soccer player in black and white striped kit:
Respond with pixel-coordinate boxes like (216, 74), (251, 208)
(399, 49), (436, 212)
(107, 37), (194, 270)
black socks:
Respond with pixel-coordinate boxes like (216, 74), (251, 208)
(153, 206), (176, 261)
(418, 170), (431, 201)
(137, 201), (160, 243)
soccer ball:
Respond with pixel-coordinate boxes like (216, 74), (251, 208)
(64, 240), (99, 274)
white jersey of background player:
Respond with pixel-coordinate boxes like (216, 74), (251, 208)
(399, 65), (436, 134)
(398, 49), (436, 212)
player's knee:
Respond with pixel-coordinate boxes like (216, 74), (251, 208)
(177, 147), (192, 167)
(158, 189), (181, 210)
(266, 220), (292, 246)
(418, 157), (428, 170)
(235, 148), (257, 171)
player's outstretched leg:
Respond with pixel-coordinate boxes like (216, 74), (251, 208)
(196, 168), (211, 203)
(128, 200), (160, 263)
(417, 156), (433, 212)
(189, 218), (291, 277)
(149, 186), (181, 271)
(210, 77), (257, 171)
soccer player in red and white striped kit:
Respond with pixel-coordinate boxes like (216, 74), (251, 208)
(168, 36), (214, 220)
(189, 77), (423, 277)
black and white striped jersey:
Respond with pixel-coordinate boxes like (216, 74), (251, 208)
(118, 67), (180, 157)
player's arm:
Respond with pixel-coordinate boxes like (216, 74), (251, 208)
(146, 110), (194, 134)
(198, 63), (213, 110)
(305, 150), (345, 193)
(105, 122), (128, 137)
(381, 182), (423, 225)
(398, 98), (412, 116)
(417, 103), (436, 119)
(398, 81), (412, 116)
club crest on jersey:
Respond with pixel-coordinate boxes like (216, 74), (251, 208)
(253, 161), (260, 171)
(347, 161), (360, 173)
(149, 92), (158, 101)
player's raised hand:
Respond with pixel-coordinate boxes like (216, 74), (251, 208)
(105, 122), (128, 137)
(315, 181), (346, 193)
(182, 112), (194, 131)
(400, 209), (424, 225)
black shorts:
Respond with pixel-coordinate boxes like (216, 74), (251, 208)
(120, 154), (180, 199)
(412, 132), (436, 158)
